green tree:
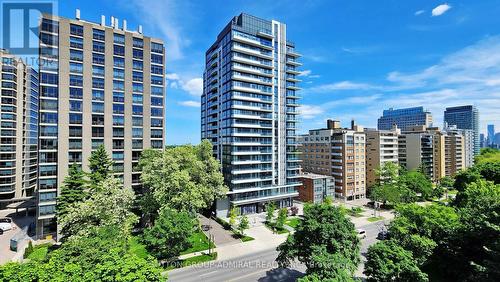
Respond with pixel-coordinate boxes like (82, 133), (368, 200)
(276, 208), (288, 230)
(401, 171), (433, 199)
(299, 245), (358, 281)
(142, 208), (194, 261)
(371, 183), (416, 205)
(238, 215), (249, 236)
(265, 202), (276, 225)
(375, 161), (400, 184)
(139, 140), (227, 217)
(58, 178), (138, 239)
(88, 145), (114, 190)
(56, 164), (87, 218)
(364, 241), (428, 282)
(228, 207), (238, 228)
(276, 203), (360, 278)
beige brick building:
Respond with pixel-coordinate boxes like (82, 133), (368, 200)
(365, 126), (400, 188)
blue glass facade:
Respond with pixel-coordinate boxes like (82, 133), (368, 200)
(378, 106), (433, 131)
(444, 105), (480, 155)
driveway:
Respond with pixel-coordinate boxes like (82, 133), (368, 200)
(0, 209), (35, 264)
(199, 215), (240, 247)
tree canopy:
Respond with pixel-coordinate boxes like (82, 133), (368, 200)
(87, 144), (114, 190)
(276, 203), (360, 280)
(139, 140), (227, 217)
(56, 164), (87, 218)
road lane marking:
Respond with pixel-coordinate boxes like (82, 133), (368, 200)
(199, 270), (219, 277)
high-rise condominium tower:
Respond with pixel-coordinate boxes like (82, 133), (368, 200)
(378, 106), (433, 131)
(444, 105), (479, 155)
(37, 11), (165, 237)
(365, 126), (400, 188)
(0, 50), (38, 207)
(201, 13), (301, 216)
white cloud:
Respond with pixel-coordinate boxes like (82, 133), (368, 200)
(179, 100), (201, 107)
(432, 4), (451, 16)
(166, 73), (180, 80)
(415, 10), (425, 16)
(310, 81), (378, 92)
(181, 78), (203, 96)
(299, 70), (312, 76)
(299, 105), (324, 119)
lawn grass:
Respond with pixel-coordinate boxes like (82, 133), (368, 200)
(264, 222), (289, 234)
(232, 233), (255, 242)
(180, 230), (215, 255)
(285, 217), (301, 229)
(367, 216), (384, 222)
(27, 243), (53, 261)
(129, 236), (149, 259)
(165, 253), (218, 270)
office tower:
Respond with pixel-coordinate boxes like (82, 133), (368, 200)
(487, 124), (495, 146)
(0, 50), (38, 207)
(365, 126), (400, 188)
(495, 133), (500, 148)
(480, 133), (485, 148)
(444, 105), (480, 155)
(298, 173), (335, 204)
(299, 120), (366, 201)
(378, 106), (433, 131)
(201, 13), (301, 216)
(37, 11), (165, 237)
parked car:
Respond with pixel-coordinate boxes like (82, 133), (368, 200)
(357, 228), (367, 239)
(377, 230), (389, 240)
(0, 221), (13, 233)
(0, 217), (12, 223)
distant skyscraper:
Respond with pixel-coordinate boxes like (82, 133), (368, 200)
(201, 13), (301, 216)
(37, 12), (165, 237)
(378, 106), (433, 131)
(480, 133), (485, 148)
(444, 105), (480, 155)
(487, 124), (495, 146)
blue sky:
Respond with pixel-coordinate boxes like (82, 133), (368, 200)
(41, 1), (500, 143)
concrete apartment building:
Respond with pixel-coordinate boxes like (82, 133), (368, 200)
(444, 105), (480, 155)
(201, 14), (301, 216)
(365, 126), (400, 188)
(37, 11), (165, 237)
(299, 120), (366, 201)
(399, 126), (465, 182)
(298, 173), (335, 204)
(0, 50), (38, 207)
(378, 106), (433, 131)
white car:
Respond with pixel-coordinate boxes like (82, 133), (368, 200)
(0, 222), (13, 233)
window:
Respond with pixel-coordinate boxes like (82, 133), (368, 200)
(40, 33), (58, 46)
(132, 94), (143, 104)
(39, 165), (57, 176)
(132, 140), (142, 149)
(40, 99), (58, 110)
(151, 65), (163, 75)
(132, 105), (143, 115)
(151, 75), (163, 85)
(133, 37), (143, 48)
(70, 49), (83, 61)
(132, 117), (143, 126)
(93, 29), (105, 41)
(69, 75), (83, 86)
(113, 140), (124, 150)
(113, 92), (124, 103)
(69, 62), (83, 73)
(92, 139), (104, 149)
(92, 127), (104, 137)
(70, 24), (83, 36)
(41, 86), (58, 98)
(93, 41), (105, 53)
(93, 53), (105, 65)
(113, 68), (124, 79)
(113, 80), (124, 91)
(92, 77), (105, 89)
(92, 114), (104, 125)
(40, 47), (58, 59)
(151, 54), (163, 64)
(151, 96), (163, 106)
(92, 102), (104, 113)
(151, 140), (163, 149)
(113, 128), (124, 137)
(132, 128), (143, 138)
(69, 113), (82, 124)
(40, 125), (57, 137)
(114, 57), (124, 68)
(151, 108), (163, 117)
(133, 60), (143, 70)
(132, 71), (143, 82)
(113, 115), (124, 126)
(92, 90), (104, 101)
(41, 73), (58, 84)
(69, 126), (82, 137)
(40, 112), (58, 123)
(92, 65), (105, 77)
(133, 49), (143, 59)
(69, 152), (82, 163)
(113, 152), (124, 160)
(151, 129), (163, 138)
(114, 33), (125, 44)
(151, 42), (163, 53)
(132, 82), (143, 93)
(41, 18), (59, 33)
(114, 45), (125, 56)
(151, 86), (163, 96)
(69, 139), (82, 150)
(113, 104), (124, 114)
(69, 36), (83, 49)
(151, 118), (163, 127)
(69, 100), (82, 112)
(70, 88), (83, 99)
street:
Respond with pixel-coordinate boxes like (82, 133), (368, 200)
(169, 221), (384, 282)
